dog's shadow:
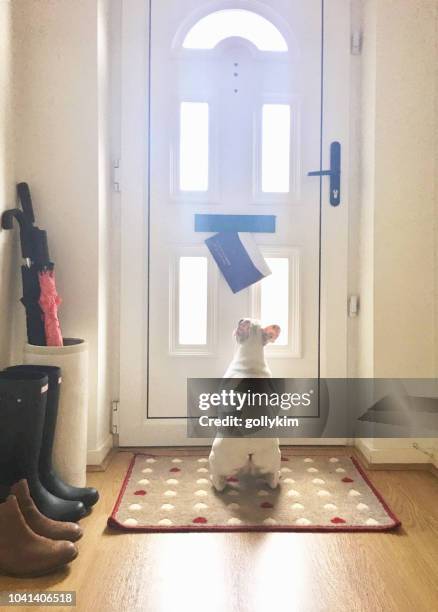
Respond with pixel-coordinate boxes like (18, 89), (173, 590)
(212, 473), (282, 521)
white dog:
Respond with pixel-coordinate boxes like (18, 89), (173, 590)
(209, 318), (282, 491)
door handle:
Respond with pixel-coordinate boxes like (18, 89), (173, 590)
(308, 141), (341, 207)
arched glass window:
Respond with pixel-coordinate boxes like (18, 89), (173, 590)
(182, 9), (288, 52)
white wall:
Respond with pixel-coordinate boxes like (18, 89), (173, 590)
(357, 0), (376, 379)
(359, 0), (437, 378)
(0, 0), (15, 366)
(96, 0), (113, 461)
(435, 0), (438, 470)
(357, 0), (438, 465)
(11, 0), (113, 462)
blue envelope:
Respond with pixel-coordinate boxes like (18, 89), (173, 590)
(205, 232), (271, 293)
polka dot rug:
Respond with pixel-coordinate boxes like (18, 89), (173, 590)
(107, 453), (401, 532)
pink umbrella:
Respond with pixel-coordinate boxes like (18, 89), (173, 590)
(38, 269), (63, 346)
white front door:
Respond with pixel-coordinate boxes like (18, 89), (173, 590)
(119, 0), (350, 445)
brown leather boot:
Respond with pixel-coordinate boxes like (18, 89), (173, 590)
(11, 480), (83, 542)
(0, 496), (78, 577)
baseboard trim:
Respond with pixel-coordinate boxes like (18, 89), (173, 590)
(430, 463), (438, 478)
(354, 445), (438, 478)
(96, 439), (437, 478)
(86, 434), (114, 470)
(355, 438), (434, 464)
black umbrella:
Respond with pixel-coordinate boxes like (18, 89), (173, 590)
(2, 202), (46, 345)
(20, 266), (46, 345)
(1, 207), (33, 265)
(1, 183), (62, 346)
(16, 182), (35, 225)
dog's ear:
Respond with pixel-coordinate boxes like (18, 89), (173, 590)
(235, 319), (251, 343)
(262, 325), (281, 344)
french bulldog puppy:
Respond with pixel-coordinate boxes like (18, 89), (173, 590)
(209, 318), (282, 491)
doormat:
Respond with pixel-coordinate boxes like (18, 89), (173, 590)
(108, 453), (401, 533)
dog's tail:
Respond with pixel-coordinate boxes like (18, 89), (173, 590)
(246, 455), (257, 476)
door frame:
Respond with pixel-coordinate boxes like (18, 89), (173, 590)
(118, 0), (350, 446)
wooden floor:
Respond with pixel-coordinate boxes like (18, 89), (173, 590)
(1, 448), (437, 612)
